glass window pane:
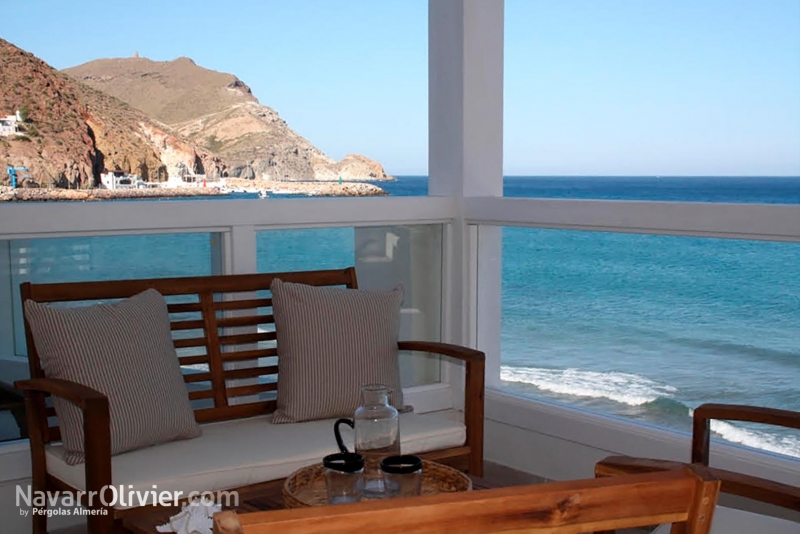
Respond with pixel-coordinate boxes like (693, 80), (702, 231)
(257, 225), (443, 388)
(500, 226), (800, 459)
(0, 233), (215, 443)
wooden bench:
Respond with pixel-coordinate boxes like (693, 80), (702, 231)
(16, 267), (485, 534)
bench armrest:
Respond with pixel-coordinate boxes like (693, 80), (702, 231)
(596, 455), (800, 512)
(692, 404), (800, 464)
(398, 341), (485, 476)
(15, 378), (113, 503)
(690, 404), (800, 511)
(398, 341), (485, 364)
(16, 378), (109, 408)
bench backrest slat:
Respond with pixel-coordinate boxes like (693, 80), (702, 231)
(21, 267), (358, 444)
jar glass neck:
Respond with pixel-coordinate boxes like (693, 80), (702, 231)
(361, 384), (392, 406)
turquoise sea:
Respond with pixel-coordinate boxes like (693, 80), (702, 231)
(8, 176), (800, 458)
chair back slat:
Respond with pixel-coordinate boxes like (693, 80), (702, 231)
(221, 348), (277, 363)
(171, 319), (206, 331)
(174, 337), (209, 349)
(219, 332), (276, 346)
(21, 267), (358, 444)
(213, 298), (273, 311)
(179, 354), (209, 366)
(167, 302), (203, 314)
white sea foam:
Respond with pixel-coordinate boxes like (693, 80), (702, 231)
(500, 365), (676, 406)
(686, 408), (800, 458)
(709, 419), (800, 459)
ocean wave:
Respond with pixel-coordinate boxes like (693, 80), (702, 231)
(708, 419), (800, 459)
(500, 365), (676, 406)
(669, 337), (800, 368)
(640, 397), (692, 418)
(501, 365), (800, 458)
(689, 408), (800, 459)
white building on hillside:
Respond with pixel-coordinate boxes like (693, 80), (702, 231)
(99, 170), (141, 190)
(0, 111), (21, 137)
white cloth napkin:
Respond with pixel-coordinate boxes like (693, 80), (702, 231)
(156, 499), (223, 534)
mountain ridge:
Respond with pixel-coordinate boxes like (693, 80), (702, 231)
(0, 40), (392, 188)
(64, 55), (393, 182)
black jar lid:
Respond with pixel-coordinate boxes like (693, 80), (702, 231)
(323, 453), (364, 473)
(380, 455), (423, 474)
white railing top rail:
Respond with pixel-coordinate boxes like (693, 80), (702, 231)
(464, 197), (800, 242)
(2, 195), (799, 242)
(0, 196), (458, 239)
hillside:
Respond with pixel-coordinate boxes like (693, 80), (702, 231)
(64, 57), (258, 125)
(65, 57), (392, 181)
(0, 39), (212, 187)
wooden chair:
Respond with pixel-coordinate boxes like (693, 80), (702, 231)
(596, 404), (800, 513)
(211, 467), (720, 534)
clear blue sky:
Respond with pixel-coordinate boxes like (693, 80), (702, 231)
(2, 0), (799, 176)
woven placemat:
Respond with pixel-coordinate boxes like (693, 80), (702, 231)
(283, 460), (472, 508)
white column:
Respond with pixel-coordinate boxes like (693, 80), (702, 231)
(429, 0), (504, 391)
(429, 0), (504, 199)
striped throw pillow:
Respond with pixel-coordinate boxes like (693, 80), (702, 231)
(24, 289), (201, 465)
(270, 278), (404, 423)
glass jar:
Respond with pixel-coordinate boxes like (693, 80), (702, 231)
(323, 452), (364, 504)
(353, 384), (400, 498)
(380, 455), (422, 498)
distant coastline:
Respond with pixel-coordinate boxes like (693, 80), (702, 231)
(0, 186), (225, 202)
(0, 179), (387, 202)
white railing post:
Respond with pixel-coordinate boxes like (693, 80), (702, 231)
(0, 241), (14, 360)
(224, 225), (258, 275)
(429, 0), (505, 399)
(220, 225), (259, 403)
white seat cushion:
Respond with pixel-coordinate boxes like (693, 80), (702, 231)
(45, 412), (465, 509)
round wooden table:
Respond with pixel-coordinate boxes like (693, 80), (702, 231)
(283, 459), (472, 508)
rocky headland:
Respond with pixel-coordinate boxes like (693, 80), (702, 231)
(1, 40), (392, 197)
(65, 56), (393, 182)
(0, 39), (211, 189)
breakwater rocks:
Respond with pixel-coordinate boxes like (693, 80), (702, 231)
(0, 180), (386, 201)
(225, 178), (387, 197)
(0, 187), (226, 202)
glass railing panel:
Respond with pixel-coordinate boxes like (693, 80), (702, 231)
(499, 226), (800, 459)
(256, 225), (443, 390)
(0, 233), (216, 443)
